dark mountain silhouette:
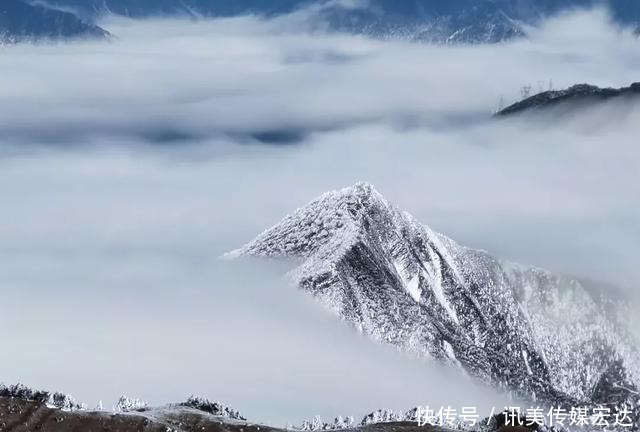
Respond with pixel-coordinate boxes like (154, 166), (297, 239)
(496, 82), (640, 117)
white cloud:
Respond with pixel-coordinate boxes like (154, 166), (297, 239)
(0, 8), (638, 424)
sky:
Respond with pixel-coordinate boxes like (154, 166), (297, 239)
(0, 6), (639, 425)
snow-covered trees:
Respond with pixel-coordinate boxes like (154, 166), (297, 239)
(114, 395), (149, 412)
(233, 183), (639, 409)
(0, 383), (84, 411)
(48, 392), (84, 411)
(0, 383), (50, 403)
(359, 409), (406, 426)
(178, 396), (246, 421)
(292, 408), (419, 431)
(295, 415), (356, 431)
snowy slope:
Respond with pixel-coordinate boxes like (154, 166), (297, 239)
(0, 0), (108, 43)
(230, 183), (639, 408)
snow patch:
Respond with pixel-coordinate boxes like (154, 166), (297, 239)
(393, 260), (422, 302)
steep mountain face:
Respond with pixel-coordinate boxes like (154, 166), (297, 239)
(231, 183), (639, 409)
(0, 0), (108, 43)
(496, 82), (640, 117)
(41, 0), (640, 43)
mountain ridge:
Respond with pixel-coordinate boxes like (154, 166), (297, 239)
(231, 183), (640, 410)
(6, 0), (640, 44)
(496, 82), (640, 117)
(0, 0), (109, 43)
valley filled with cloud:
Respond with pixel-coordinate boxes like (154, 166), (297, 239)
(1, 6), (639, 425)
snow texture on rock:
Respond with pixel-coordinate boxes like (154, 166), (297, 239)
(231, 183), (640, 409)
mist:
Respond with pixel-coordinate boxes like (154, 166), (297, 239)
(0, 6), (639, 424)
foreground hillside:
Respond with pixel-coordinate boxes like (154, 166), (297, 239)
(0, 395), (454, 432)
(0, 395), (268, 432)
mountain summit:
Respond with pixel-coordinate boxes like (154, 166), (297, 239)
(231, 183), (639, 408)
(0, 0), (108, 43)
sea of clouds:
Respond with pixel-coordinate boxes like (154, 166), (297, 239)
(0, 6), (639, 424)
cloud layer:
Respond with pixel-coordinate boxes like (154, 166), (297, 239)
(0, 7), (639, 424)
(1, 8), (639, 144)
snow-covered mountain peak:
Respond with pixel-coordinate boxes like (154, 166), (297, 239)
(231, 184), (639, 410)
(229, 182), (393, 260)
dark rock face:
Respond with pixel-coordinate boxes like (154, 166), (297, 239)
(495, 82), (640, 117)
(0, 0), (108, 43)
(231, 183), (639, 409)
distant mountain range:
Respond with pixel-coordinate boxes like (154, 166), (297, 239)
(231, 183), (639, 410)
(496, 82), (640, 117)
(0, 0), (108, 43)
(2, 0), (640, 44)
